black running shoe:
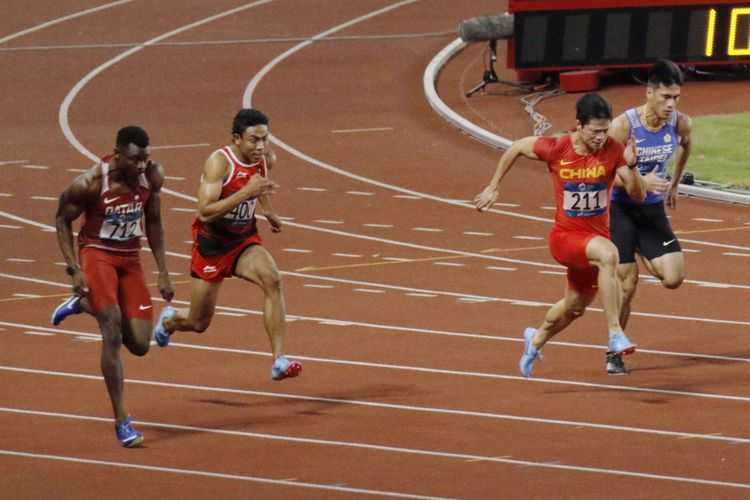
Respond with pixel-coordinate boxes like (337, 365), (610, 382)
(606, 352), (628, 375)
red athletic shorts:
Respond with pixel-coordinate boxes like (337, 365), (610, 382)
(79, 246), (153, 319)
(548, 229), (599, 297)
(190, 227), (262, 282)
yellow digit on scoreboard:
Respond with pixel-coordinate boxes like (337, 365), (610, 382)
(705, 8), (717, 57)
(728, 7), (750, 56)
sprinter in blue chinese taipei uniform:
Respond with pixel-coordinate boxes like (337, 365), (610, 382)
(607, 60), (693, 375)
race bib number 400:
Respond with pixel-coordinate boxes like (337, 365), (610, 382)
(223, 199), (257, 225)
(563, 182), (607, 217)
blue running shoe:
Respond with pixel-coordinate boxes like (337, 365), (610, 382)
(51, 295), (82, 326)
(153, 306), (176, 347)
(115, 416), (143, 448)
(608, 331), (636, 356)
(519, 327), (543, 378)
(271, 356), (302, 380)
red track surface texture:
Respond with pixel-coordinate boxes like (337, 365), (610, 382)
(1, 1), (749, 499)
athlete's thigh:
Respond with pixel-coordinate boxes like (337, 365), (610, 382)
(186, 277), (222, 323)
(610, 202), (638, 264)
(233, 244), (279, 285)
(116, 256), (154, 344)
(80, 248), (119, 315)
(636, 203), (681, 260)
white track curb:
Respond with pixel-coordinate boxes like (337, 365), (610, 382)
(424, 38), (750, 206)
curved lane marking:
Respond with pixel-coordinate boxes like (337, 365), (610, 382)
(58, 0), (274, 163)
(0, 0), (134, 45)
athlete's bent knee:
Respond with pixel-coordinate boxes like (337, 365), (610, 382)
(662, 275), (684, 290)
(259, 268), (282, 292)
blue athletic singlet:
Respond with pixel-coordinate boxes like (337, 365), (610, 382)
(611, 107), (679, 205)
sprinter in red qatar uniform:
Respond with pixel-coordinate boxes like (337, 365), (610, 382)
(474, 94), (646, 378)
(52, 126), (174, 447)
(153, 108), (302, 381)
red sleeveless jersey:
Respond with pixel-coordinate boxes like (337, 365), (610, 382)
(78, 159), (151, 253)
(534, 135), (625, 237)
(192, 146), (267, 256)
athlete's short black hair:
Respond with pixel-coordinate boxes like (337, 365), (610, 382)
(116, 126), (149, 149)
(576, 93), (612, 126)
(647, 59), (684, 87)
(232, 108), (269, 136)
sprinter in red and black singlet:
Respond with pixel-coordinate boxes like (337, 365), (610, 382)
(190, 145), (267, 281)
(474, 94), (646, 378)
(53, 126), (174, 447)
(153, 108), (302, 382)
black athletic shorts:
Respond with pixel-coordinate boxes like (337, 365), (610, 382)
(610, 201), (681, 263)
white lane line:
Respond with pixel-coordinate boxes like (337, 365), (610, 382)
(458, 297), (491, 303)
(164, 176), (186, 181)
(0, 161), (29, 165)
(58, 0), (276, 166)
(394, 195), (423, 200)
(297, 187), (327, 192)
(413, 227), (443, 232)
(215, 312), (246, 317)
(0, 193), (13, 197)
(67, 168), (87, 173)
(314, 219), (344, 225)
(346, 191), (375, 196)
(5, 313), (750, 407)
(364, 223), (393, 228)
(151, 271), (182, 276)
(0, 0), (134, 45)
(0, 449), (444, 499)
(151, 143), (210, 150)
(30, 196), (57, 201)
(283, 248), (312, 253)
(486, 266), (516, 272)
(382, 257), (411, 261)
(303, 284), (334, 289)
(3, 366), (750, 449)
(14, 294), (42, 298)
(332, 253), (362, 258)
(278, 216), (295, 221)
(6, 258), (36, 263)
(433, 262), (464, 267)
(0, 224), (21, 229)
(724, 252), (750, 257)
(540, 206), (555, 211)
(24, 331), (54, 336)
(170, 207), (195, 213)
(354, 288), (386, 294)
(463, 231), (493, 236)
(1, 414), (749, 492)
(692, 218), (724, 223)
(331, 127), (394, 134)
(22, 165), (49, 170)
(680, 238), (750, 252)
(539, 271), (566, 276)
(406, 293), (437, 298)
(494, 202), (520, 207)
(682, 248), (701, 253)
(513, 236), (544, 241)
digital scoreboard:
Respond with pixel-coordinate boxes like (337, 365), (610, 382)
(508, 0), (750, 71)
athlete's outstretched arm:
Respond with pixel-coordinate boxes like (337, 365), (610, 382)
(55, 170), (95, 296)
(668, 113), (693, 209)
(144, 161), (174, 302)
(474, 136), (539, 211)
(196, 152), (278, 223)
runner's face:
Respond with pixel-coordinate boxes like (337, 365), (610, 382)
(647, 83), (681, 120)
(233, 125), (268, 163)
(579, 118), (610, 151)
(115, 143), (150, 175)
